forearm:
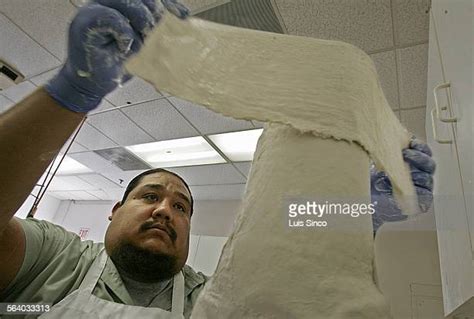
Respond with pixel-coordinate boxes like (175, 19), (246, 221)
(0, 88), (85, 233)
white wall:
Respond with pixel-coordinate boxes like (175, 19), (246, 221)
(14, 194), (61, 221)
(52, 200), (116, 242)
(190, 200), (240, 236)
(188, 235), (228, 276)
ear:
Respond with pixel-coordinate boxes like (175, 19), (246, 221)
(108, 202), (122, 221)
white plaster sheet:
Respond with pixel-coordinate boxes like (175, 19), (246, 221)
(124, 14), (419, 318)
(126, 14), (416, 210)
(189, 124), (392, 318)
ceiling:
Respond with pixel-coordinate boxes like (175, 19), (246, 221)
(0, 0), (430, 202)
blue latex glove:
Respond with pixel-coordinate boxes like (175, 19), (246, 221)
(371, 138), (436, 233)
(45, 0), (189, 113)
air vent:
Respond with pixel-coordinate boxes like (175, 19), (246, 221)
(1, 65), (18, 81)
(94, 147), (152, 171)
(0, 60), (24, 91)
(196, 0), (285, 34)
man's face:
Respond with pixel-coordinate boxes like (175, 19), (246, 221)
(105, 172), (192, 280)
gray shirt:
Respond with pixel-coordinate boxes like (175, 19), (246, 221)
(120, 271), (172, 307)
(1, 218), (209, 318)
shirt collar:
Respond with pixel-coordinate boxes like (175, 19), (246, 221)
(101, 257), (134, 304)
(101, 257), (207, 304)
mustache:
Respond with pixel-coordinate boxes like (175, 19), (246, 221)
(140, 221), (177, 242)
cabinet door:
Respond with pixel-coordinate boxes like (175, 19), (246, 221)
(426, 1), (474, 315)
(431, 0), (474, 251)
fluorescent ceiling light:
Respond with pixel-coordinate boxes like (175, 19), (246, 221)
(208, 129), (263, 161)
(52, 155), (93, 175)
(126, 136), (226, 168)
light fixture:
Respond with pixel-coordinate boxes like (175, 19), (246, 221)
(208, 129), (263, 161)
(126, 136), (226, 168)
(53, 155), (93, 175)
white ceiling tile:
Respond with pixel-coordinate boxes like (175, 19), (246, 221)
(46, 191), (71, 200)
(109, 169), (147, 187)
(77, 174), (122, 189)
(68, 190), (101, 201)
(75, 123), (118, 150)
(169, 97), (254, 134)
(400, 107), (426, 141)
(48, 176), (97, 191)
(370, 50), (399, 110)
(167, 164), (246, 186)
(86, 190), (114, 201)
(0, 0), (76, 61)
(274, 0), (393, 53)
(92, 99), (116, 113)
(1, 80), (36, 102)
(70, 142), (88, 153)
(121, 99), (199, 141)
(189, 184), (246, 200)
(392, 0), (430, 46)
(0, 13), (60, 78)
(50, 154), (93, 176)
(397, 44), (429, 109)
(61, 140), (88, 154)
(69, 152), (129, 187)
(102, 188), (126, 201)
(233, 162), (252, 178)
(29, 67), (60, 86)
(87, 110), (154, 146)
(106, 164), (248, 194)
(105, 77), (162, 107)
(0, 94), (14, 113)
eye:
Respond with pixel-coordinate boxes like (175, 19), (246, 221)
(143, 193), (159, 202)
(174, 203), (187, 213)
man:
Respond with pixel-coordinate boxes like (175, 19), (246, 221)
(0, 0), (435, 317)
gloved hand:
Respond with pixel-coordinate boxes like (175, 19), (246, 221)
(371, 138), (436, 233)
(45, 0), (189, 113)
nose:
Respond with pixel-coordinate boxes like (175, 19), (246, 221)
(151, 199), (173, 221)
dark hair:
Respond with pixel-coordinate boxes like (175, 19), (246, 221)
(120, 168), (194, 216)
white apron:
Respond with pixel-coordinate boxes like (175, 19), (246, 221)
(39, 249), (185, 319)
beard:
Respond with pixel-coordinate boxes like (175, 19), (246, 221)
(109, 242), (180, 283)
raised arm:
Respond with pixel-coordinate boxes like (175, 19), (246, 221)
(0, 90), (84, 231)
(0, 0), (189, 292)
(0, 88), (85, 291)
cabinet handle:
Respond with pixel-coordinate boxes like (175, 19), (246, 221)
(433, 82), (458, 123)
(431, 108), (452, 144)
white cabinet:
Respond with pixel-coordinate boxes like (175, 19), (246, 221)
(425, 0), (474, 316)
(432, 0), (474, 250)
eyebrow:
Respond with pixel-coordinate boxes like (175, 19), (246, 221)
(142, 184), (191, 207)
